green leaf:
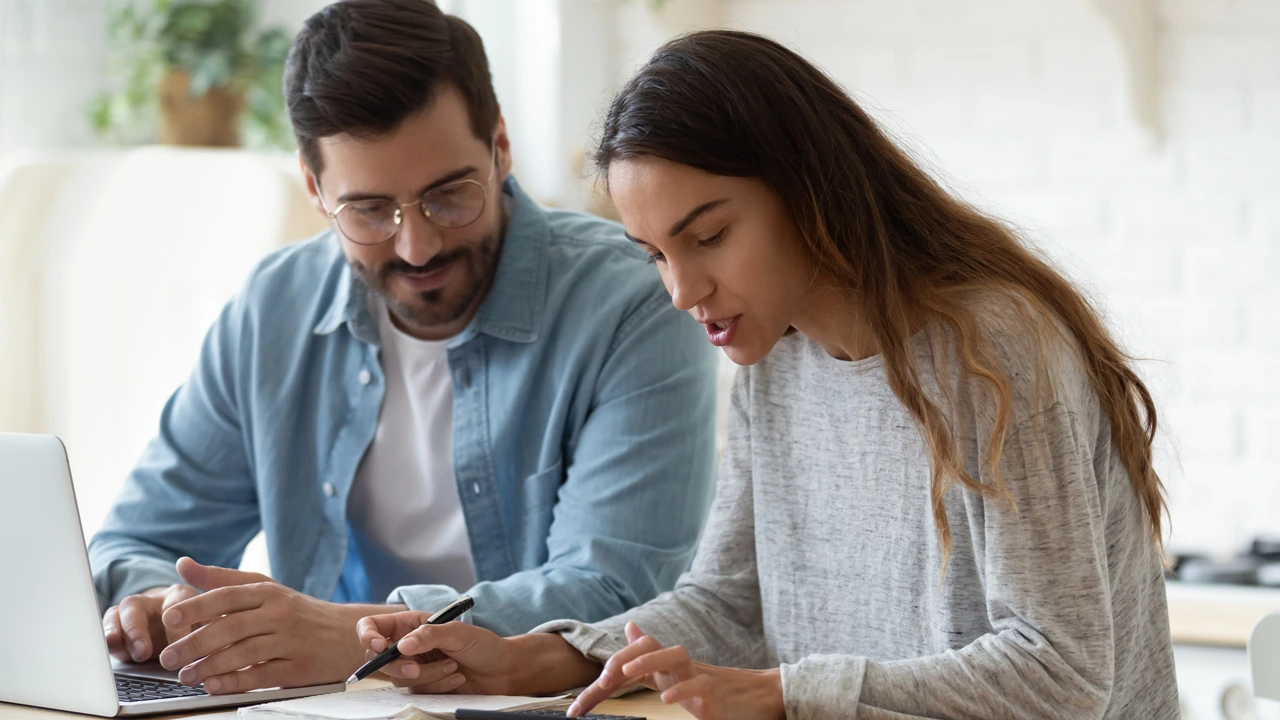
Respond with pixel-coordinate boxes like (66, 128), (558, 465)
(90, 0), (291, 147)
(188, 49), (234, 96)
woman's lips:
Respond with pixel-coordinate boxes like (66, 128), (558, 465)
(704, 315), (741, 347)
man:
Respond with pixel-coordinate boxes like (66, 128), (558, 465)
(89, 0), (717, 695)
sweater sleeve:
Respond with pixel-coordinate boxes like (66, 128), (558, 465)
(531, 367), (769, 670)
(781, 404), (1118, 720)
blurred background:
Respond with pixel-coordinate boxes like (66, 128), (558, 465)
(0, 1), (1277, 716)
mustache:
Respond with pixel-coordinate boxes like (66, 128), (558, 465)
(380, 249), (470, 277)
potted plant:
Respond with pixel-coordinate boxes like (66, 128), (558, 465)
(90, 0), (293, 149)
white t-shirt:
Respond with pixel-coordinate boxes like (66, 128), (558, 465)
(347, 300), (477, 598)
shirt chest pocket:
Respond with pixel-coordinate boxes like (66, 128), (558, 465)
(521, 458), (564, 513)
(516, 459), (564, 567)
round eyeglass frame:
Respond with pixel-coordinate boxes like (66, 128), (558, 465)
(319, 151), (497, 246)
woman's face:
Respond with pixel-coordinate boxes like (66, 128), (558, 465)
(607, 156), (814, 365)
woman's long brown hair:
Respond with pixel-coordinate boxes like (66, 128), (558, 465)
(596, 30), (1166, 559)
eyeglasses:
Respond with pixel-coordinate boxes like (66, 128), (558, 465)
(320, 151), (497, 246)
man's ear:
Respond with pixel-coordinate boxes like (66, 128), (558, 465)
(492, 111), (513, 181)
(298, 153), (328, 217)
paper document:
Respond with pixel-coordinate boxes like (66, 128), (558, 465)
(238, 685), (571, 720)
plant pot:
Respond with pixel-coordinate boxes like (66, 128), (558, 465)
(157, 70), (244, 147)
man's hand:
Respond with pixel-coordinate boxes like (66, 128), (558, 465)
(103, 584), (199, 663)
(156, 557), (399, 694)
(567, 622), (785, 720)
(356, 610), (599, 697)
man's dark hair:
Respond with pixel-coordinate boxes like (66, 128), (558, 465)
(284, 0), (500, 175)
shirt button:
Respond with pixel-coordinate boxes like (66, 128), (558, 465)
(472, 482), (481, 496)
(323, 482), (336, 497)
(358, 369), (372, 385)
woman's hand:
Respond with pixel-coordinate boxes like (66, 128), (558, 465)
(567, 622), (785, 720)
(356, 610), (599, 697)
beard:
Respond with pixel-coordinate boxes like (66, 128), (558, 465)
(350, 228), (502, 332)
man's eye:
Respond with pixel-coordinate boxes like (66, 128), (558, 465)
(645, 252), (666, 265)
(351, 201), (391, 216)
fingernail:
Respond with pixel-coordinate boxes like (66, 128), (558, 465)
(399, 638), (418, 654)
(402, 663), (419, 678)
(443, 661), (458, 675)
(451, 674), (464, 687)
(178, 666), (196, 685)
(204, 677), (221, 693)
(131, 641), (146, 661)
(371, 637), (386, 653)
(566, 702), (580, 717)
(165, 609), (182, 627)
(159, 649), (176, 669)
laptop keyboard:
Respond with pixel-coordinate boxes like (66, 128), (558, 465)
(115, 674), (210, 703)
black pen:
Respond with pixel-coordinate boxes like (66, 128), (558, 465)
(347, 594), (475, 684)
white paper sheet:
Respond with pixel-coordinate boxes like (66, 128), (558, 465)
(239, 686), (570, 719)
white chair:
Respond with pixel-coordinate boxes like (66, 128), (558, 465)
(1253, 612), (1280, 702)
(0, 147), (326, 573)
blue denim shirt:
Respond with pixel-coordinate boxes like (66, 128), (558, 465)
(88, 178), (719, 636)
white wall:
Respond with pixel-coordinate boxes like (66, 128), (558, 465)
(667, 0), (1279, 555)
(0, 0), (452, 158)
(0, 0), (108, 157)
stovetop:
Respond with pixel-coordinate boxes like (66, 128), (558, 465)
(1169, 538), (1280, 587)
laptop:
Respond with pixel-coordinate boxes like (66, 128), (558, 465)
(0, 432), (346, 716)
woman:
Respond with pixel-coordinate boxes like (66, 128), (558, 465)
(355, 30), (1179, 719)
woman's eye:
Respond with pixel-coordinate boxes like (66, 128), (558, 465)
(698, 229), (726, 247)
(645, 252), (666, 265)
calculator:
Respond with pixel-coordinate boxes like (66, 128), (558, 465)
(453, 709), (646, 720)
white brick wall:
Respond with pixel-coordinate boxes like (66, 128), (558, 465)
(709, 0), (1280, 554)
(3, 0), (1276, 557)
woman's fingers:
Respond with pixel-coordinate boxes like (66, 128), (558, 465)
(599, 634), (662, 683)
(568, 623), (677, 718)
(568, 661), (647, 719)
(565, 681), (609, 719)
(620, 645), (694, 681)
(568, 636), (666, 717)
(660, 673), (714, 704)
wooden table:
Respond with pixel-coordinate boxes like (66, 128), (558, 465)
(0, 679), (693, 720)
(1166, 580), (1280, 647)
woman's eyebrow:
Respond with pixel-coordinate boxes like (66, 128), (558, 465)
(668, 199), (729, 236)
(625, 198), (730, 245)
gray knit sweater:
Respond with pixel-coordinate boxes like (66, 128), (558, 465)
(534, 313), (1178, 719)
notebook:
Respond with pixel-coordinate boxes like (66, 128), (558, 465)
(237, 686), (572, 720)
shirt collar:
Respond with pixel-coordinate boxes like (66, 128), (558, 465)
(313, 176), (549, 347)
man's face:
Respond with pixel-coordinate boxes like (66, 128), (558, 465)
(303, 86), (512, 340)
